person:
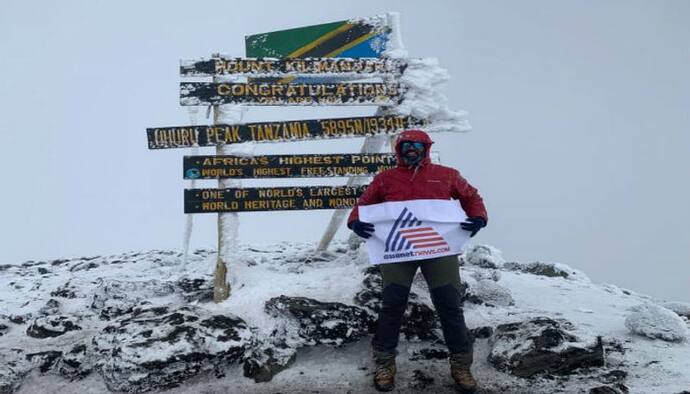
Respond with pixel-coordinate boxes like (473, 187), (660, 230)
(347, 129), (488, 393)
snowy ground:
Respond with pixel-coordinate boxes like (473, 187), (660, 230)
(1, 241), (688, 393)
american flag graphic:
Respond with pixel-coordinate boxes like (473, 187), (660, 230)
(384, 207), (449, 252)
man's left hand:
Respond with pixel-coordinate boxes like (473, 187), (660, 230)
(460, 217), (486, 237)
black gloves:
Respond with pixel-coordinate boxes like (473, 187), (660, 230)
(460, 217), (486, 237)
(349, 220), (375, 239)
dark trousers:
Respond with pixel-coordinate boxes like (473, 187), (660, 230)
(372, 255), (473, 366)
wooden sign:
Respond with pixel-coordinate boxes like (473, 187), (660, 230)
(184, 185), (367, 213)
(180, 57), (405, 77)
(183, 153), (397, 179)
(147, 114), (423, 149)
(179, 82), (402, 106)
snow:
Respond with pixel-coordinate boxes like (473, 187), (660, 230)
(625, 303), (688, 342)
(2, 242), (689, 393)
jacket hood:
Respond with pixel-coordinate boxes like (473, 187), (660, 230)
(395, 129), (433, 167)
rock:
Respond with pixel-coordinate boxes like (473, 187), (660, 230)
(589, 385), (628, 394)
(504, 261), (581, 279)
(0, 350), (30, 394)
(90, 279), (175, 320)
(466, 280), (514, 307)
(8, 315), (28, 325)
(354, 266), (383, 312)
(488, 317), (604, 378)
(470, 326), (494, 339)
(662, 301), (690, 319)
(26, 315), (82, 338)
(38, 299), (61, 315)
(242, 339), (296, 383)
(265, 296), (374, 346)
(176, 277), (213, 303)
(401, 301), (441, 341)
(25, 351), (62, 373)
(470, 268), (501, 282)
(93, 305), (252, 393)
(56, 343), (93, 380)
(37, 267), (49, 275)
(463, 245), (505, 269)
(625, 303), (688, 342)
(0, 323), (8, 337)
(50, 258), (70, 266)
(50, 282), (78, 299)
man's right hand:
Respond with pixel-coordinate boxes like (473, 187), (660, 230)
(350, 220), (375, 239)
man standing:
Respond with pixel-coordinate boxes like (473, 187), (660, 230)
(347, 129), (488, 393)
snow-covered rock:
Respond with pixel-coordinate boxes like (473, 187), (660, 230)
(26, 315), (82, 338)
(466, 279), (515, 307)
(265, 295), (374, 347)
(504, 261), (589, 281)
(92, 305), (253, 392)
(488, 317), (604, 377)
(462, 244), (505, 268)
(662, 301), (690, 319)
(625, 303), (688, 342)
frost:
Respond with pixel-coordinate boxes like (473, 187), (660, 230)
(625, 303), (688, 342)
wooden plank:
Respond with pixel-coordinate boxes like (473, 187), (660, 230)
(184, 185), (367, 213)
(146, 114), (424, 149)
(180, 57), (406, 77)
(183, 153), (397, 179)
(179, 82), (403, 106)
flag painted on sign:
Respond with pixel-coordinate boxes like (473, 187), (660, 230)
(359, 200), (471, 265)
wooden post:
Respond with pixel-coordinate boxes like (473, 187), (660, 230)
(211, 71), (246, 303)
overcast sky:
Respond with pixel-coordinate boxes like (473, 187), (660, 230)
(1, 0), (688, 302)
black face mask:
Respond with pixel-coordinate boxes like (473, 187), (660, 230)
(400, 141), (425, 166)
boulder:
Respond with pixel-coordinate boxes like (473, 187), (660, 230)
(462, 245), (505, 269)
(465, 279), (514, 307)
(265, 295), (374, 347)
(242, 339), (296, 383)
(56, 342), (93, 380)
(662, 301), (690, 319)
(504, 261), (585, 280)
(90, 279), (175, 320)
(26, 315), (82, 339)
(176, 277), (213, 303)
(625, 303), (688, 342)
(93, 305), (252, 393)
(488, 317), (604, 377)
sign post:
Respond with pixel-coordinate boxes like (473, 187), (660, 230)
(147, 13), (463, 301)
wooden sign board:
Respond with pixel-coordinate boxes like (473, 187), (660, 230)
(183, 153), (397, 179)
(180, 57), (405, 77)
(179, 82), (402, 106)
(184, 185), (367, 213)
(147, 115), (423, 149)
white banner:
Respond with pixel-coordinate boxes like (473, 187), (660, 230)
(359, 199), (471, 265)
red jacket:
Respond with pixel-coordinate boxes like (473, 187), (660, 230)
(347, 129), (488, 226)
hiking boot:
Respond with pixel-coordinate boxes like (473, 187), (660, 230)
(451, 365), (477, 393)
(373, 364), (396, 392)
